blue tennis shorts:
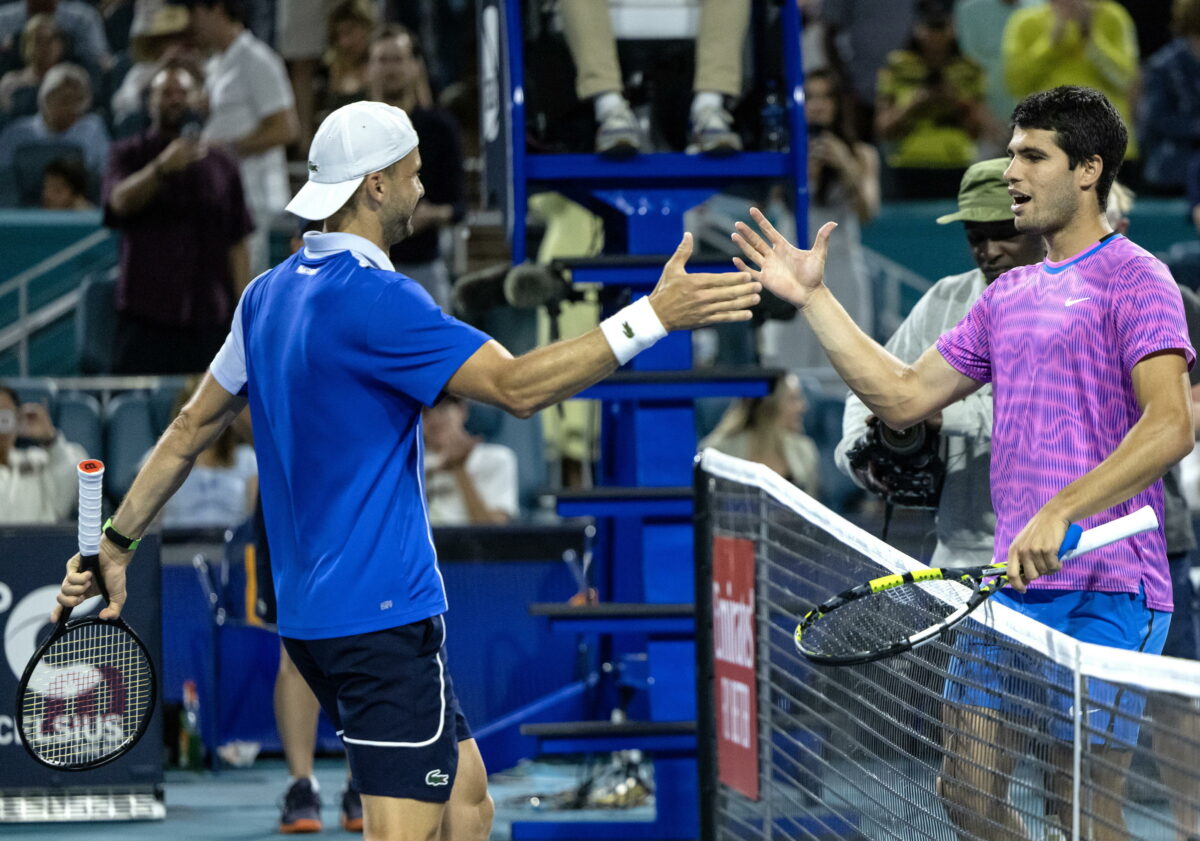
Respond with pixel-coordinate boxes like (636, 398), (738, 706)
(944, 586), (1170, 747)
(282, 614), (472, 801)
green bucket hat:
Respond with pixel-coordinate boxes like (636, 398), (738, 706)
(936, 158), (1014, 225)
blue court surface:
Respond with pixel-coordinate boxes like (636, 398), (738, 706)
(0, 758), (653, 840)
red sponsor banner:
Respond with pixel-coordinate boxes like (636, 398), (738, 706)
(712, 535), (759, 800)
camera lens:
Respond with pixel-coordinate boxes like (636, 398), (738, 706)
(878, 423), (927, 456)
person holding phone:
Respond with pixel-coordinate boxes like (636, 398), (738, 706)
(0, 384), (87, 525)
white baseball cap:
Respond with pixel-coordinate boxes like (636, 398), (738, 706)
(285, 101), (420, 221)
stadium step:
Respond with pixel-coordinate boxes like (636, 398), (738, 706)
(529, 602), (694, 635)
(552, 254), (739, 290)
(575, 366), (783, 401)
(520, 720), (696, 755)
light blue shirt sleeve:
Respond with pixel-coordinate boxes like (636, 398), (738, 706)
(210, 295), (248, 396)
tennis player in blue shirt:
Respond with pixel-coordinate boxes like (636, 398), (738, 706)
(53, 101), (761, 840)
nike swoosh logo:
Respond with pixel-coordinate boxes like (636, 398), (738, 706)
(1065, 297), (1091, 307)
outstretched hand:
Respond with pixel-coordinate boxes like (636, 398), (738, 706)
(52, 544), (131, 622)
(647, 232), (762, 331)
(731, 208), (837, 311)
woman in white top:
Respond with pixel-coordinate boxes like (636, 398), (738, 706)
(700, 373), (821, 498)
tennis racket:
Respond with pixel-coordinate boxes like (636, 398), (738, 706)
(794, 505), (1160, 666)
(14, 460), (157, 770)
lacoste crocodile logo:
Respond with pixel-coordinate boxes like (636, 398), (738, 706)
(426, 769), (449, 786)
(622, 321), (634, 338)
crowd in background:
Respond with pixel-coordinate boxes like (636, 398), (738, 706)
(2, 0), (1200, 520)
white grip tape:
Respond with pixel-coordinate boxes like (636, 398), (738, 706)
(77, 460), (105, 557)
(1061, 505), (1159, 561)
(599, 296), (668, 366)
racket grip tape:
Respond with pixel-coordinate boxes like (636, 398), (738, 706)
(1058, 505), (1159, 561)
(1057, 524), (1083, 558)
(76, 460), (110, 603)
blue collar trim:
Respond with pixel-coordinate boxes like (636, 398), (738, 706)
(1043, 234), (1121, 274)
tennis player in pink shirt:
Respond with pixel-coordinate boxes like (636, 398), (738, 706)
(733, 86), (1195, 841)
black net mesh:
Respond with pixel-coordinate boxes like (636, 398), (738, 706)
(698, 453), (1200, 841)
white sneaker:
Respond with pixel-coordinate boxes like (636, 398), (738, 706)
(687, 105), (742, 155)
(595, 101), (641, 157)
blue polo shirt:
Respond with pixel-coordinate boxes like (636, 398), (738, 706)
(210, 232), (490, 639)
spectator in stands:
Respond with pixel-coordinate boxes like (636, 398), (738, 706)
(0, 13), (63, 114)
(40, 154), (89, 207)
(559, 0), (750, 155)
(0, 383), (88, 525)
(423, 395), (518, 525)
(0, 0), (110, 71)
(150, 375), (257, 529)
(109, 1), (195, 130)
(103, 65), (253, 374)
(836, 159), (1044, 568)
(762, 67), (878, 374)
(701, 373), (820, 498)
(0, 62), (109, 180)
(368, 26), (464, 309)
(275, 0), (334, 153)
(187, 0), (298, 275)
(1140, 0), (1200, 194)
(875, 0), (988, 198)
(821, 0), (917, 141)
(953, 0), (1035, 154)
(1002, 0), (1139, 160)
(318, 0), (373, 118)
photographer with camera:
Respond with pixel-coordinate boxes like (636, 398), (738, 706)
(0, 383), (87, 525)
(834, 158), (1044, 565)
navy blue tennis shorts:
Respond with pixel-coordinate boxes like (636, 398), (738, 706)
(282, 614), (472, 801)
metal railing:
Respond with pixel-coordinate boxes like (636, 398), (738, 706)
(0, 228), (113, 376)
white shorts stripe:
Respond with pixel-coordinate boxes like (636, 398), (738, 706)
(340, 620), (448, 749)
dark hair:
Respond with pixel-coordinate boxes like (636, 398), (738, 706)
(1011, 86), (1127, 210)
(1174, 0), (1200, 37)
(805, 68), (859, 206)
(373, 23), (424, 60)
(184, 0), (244, 24)
(43, 156), (88, 197)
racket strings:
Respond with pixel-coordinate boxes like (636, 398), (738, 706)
(20, 622), (153, 766)
(801, 579), (974, 659)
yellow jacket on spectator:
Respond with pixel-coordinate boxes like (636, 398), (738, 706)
(877, 51), (986, 169)
(1002, 1), (1139, 156)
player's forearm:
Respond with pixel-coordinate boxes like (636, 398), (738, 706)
(1043, 408), (1194, 524)
(800, 286), (923, 427)
(495, 330), (619, 419)
(110, 408), (235, 538)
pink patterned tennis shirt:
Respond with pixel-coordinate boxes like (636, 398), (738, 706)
(937, 234), (1195, 611)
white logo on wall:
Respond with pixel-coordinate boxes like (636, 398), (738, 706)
(3, 583), (100, 680)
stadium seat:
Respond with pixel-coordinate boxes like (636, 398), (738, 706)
(104, 391), (156, 502)
(12, 141), (86, 207)
(75, 270), (118, 374)
(55, 391), (103, 461)
(13, 383), (54, 410)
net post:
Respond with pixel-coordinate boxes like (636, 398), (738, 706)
(693, 453), (718, 841)
(1072, 644), (1083, 841)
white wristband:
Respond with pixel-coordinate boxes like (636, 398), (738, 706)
(600, 296), (668, 365)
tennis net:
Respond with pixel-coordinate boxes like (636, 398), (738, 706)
(694, 448), (1200, 841)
